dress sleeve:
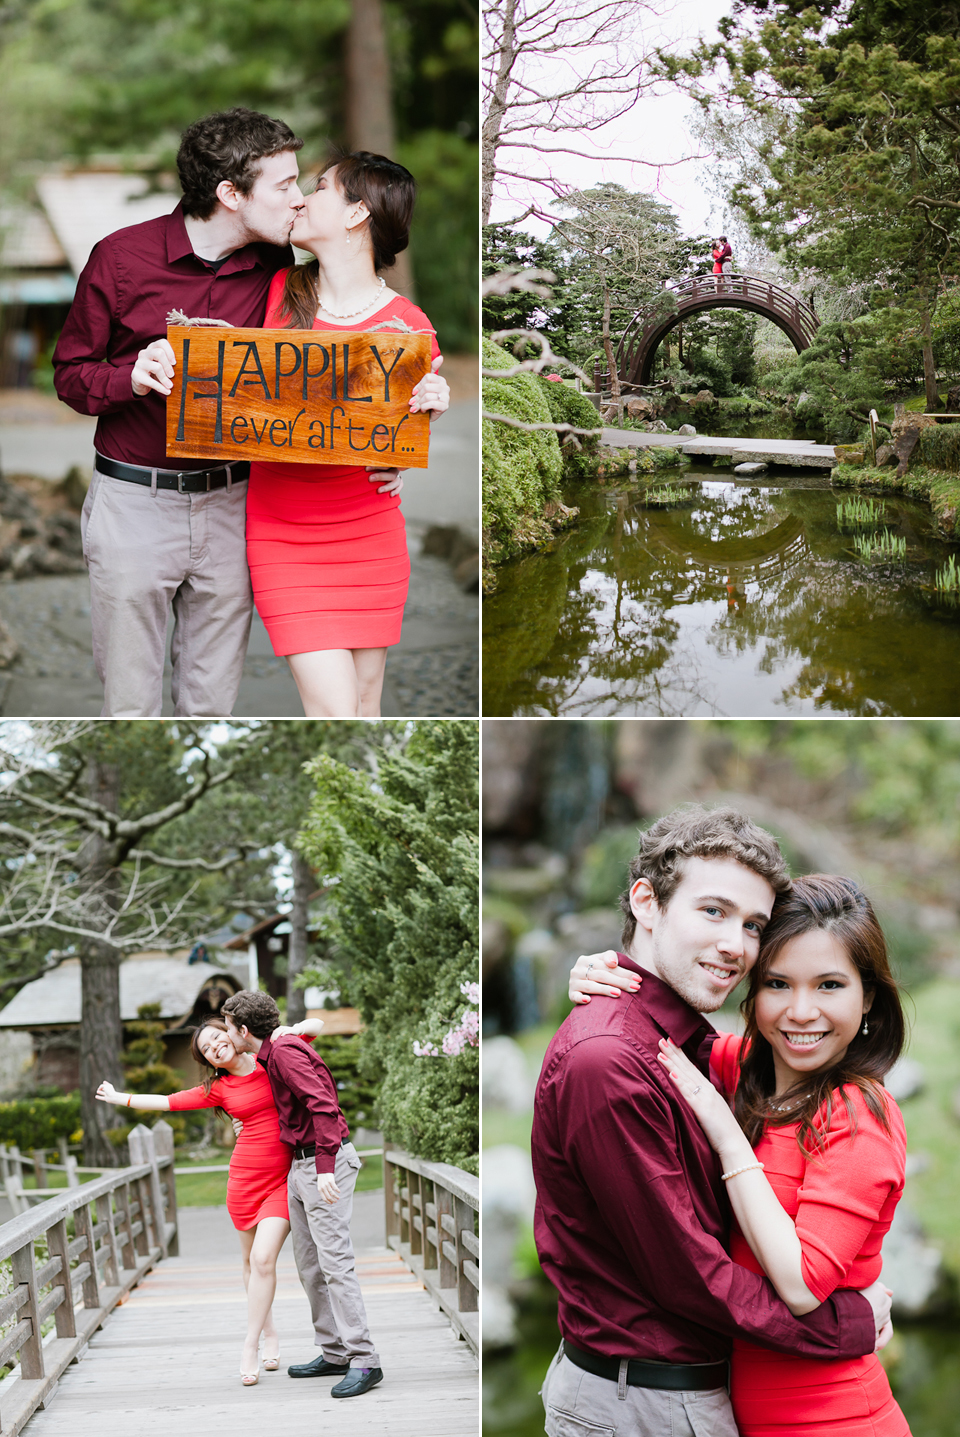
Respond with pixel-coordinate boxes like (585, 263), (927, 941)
(261, 267), (294, 328)
(167, 1082), (223, 1111)
(795, 1088), (906, 1302)
(708, 1031), (746, 1098)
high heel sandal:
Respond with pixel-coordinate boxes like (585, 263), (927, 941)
(241, 1369), (260, 1386)
(263, 1353), (280, 1372)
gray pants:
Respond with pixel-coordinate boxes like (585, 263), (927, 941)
(288, 1143), (380, 1369)
(542, 1350), (739, 1437)
(82, 466), (252, 717)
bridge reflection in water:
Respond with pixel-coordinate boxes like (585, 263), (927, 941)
(482, 471), (960, 718)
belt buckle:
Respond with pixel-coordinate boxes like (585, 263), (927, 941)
(176, 472), (188, 493)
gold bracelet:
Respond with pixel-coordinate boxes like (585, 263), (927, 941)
(721, 1161), (764, 1182)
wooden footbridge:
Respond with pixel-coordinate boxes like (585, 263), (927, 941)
(603, 275), (821, 387)
(0, 1128), (478, 1437)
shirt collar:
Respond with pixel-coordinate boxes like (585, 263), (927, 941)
(616, 952), (712, 1049)
(164, 199), (269, 274)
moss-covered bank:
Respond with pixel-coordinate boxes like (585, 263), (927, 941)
(834, 464), (960, 539)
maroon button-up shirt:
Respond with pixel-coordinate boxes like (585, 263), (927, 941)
(531, 956), (875, 1363)
(53, 202), (292, 470)
(258, 1035), (350, 1175)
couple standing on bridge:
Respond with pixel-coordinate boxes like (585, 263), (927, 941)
(97, 988), (384, 1398)
(53, 106), (449, 720)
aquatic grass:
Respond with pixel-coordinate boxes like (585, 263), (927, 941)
(640, 485), (691, 508)
(837, 496), (886, 530)
(934, 553), (960, 593)
(854, 530), (907, 561)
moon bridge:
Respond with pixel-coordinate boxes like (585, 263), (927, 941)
(608, 276), (821, 388)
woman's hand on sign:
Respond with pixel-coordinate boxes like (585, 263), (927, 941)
(132, 338), (176, 398)
(410, 356), (449, 419)
(366, 467), (404, 496)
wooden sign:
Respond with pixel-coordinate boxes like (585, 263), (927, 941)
(165, 325), (432, 468)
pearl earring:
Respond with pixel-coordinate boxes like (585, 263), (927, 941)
(861, 1016), (869, 1036)
(345, 231), (351, 245)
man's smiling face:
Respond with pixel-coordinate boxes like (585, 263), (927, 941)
(630, 855), (776, 1014)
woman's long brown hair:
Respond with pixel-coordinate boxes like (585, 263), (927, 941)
(734, 874), (906, 1154)
(190, 1017), (231, 1100)
(279, 149), (416, 330)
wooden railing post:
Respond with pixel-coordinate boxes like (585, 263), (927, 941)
(129, 1125), (167, 1259)
(151, 1120), (178, 1257)
(453, 1196), (478, 1314)
(96, 1192), (120, 1288)
(11, 1239), (44, 1380)
(434, 1184), (457, 1291)
(74, 1198), (101, 1310)
(45, 1217), (77, 1338)
(383, 1148), (397, 1246)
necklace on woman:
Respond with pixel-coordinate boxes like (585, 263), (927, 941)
(316, 276), (386, 320)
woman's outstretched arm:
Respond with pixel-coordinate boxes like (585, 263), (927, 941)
(657, 1038), (820, 1316)
(96, 1080), (171, 1112)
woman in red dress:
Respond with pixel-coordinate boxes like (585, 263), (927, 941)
(96, 1015), (324, 1385)
(571, 875), (912, 1436)
(246, 150), (450, 717)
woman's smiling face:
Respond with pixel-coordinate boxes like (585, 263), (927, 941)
(196, 1025), (236, 1069)
(754, 928), (872, 1092)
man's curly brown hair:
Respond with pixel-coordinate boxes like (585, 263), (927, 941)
(177, 108), (303, 219)
(221, 989), (281, 1039)
(619, 804), (792, 948)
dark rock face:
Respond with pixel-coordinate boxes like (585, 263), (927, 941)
(0, 476), (86, 578)
(875, 444), (897, 467)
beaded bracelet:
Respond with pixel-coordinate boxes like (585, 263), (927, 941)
(720, 1161), (764, 1182)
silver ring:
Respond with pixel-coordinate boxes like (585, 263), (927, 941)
(585, 960), (595, 973)
(692, 1086), (701, 1095)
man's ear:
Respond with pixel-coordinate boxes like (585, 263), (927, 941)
(215, 179), (242, 213)
(629, 876), (661, 935)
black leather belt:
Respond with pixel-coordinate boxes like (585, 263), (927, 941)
(293, 1139), (348, 1160)
(563, 1341), (728, 1392)
(95, 454), (249, 492)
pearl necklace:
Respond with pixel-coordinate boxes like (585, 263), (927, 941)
(316, 276), (386, 320)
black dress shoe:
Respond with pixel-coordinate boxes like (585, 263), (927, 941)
(287, 1355), (350, 1378)
(330, 1367), (384, 1398)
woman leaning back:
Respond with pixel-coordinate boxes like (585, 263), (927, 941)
(245, 149), (450, 718)
(96, 1014), (323, 1386)
(569, 874), (911, 1437)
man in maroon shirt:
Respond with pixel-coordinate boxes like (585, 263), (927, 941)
(53, 107), (306, 717)
(532, 805), (892, 1437)
(221, 990), (382, 1399)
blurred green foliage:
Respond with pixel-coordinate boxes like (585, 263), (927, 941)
(298, 721), (478, 1172)
(0, 1095), (81, 1150)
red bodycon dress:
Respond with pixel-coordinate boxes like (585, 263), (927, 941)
(167, 1033), (317, 1231)
(710, 1032), (910, 1437)
(246, 270), (441, 656)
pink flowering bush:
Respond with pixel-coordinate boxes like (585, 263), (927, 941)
(414, 981), (480, 1058)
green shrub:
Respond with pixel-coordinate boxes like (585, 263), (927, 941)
(483, 338), (563, 559)
(534, 378), (602, 439)
(0, 1095), (82, 1150)
(311, 1034), (379, 1132)
(398, 131), (478, 353)
(919, 423), (960, 474)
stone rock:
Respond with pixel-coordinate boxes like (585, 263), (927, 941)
(891, 413), (937, 439)
(624, 396), (653, 419)
(601, 405), (619, 424)
(454, 552), (479, 592)
(734, 462), (768, 475)
(693, 389), (715, 404)
(884, 1057), (925, 1103)
(875, 444), (896, 467)
(481, 1036), (536, 1113)
(892, 427), (923, 479)
(881, 1202), (956, 1318)
(833, 446), (865, 465)
(677, 424), (697, 436)
(648, 420), (670, 433)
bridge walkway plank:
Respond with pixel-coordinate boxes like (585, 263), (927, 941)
(17, 1196), (477, 1437)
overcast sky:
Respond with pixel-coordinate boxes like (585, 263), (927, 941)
(488, 0), (737, 242)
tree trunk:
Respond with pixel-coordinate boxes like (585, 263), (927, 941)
(344, 0), (415, 299)
(920, 301), (941, 411)
(602, 288), (623, 427)
(286, 851), (314, 1026)
(482, 0), (516, 225)
(77, 760), (124, 1167)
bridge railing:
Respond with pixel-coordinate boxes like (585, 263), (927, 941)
(384, 1147), (478, 1356)
(0, 1123), (176, 1436)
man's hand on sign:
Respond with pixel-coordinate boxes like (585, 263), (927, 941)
(366, 467), (404, 496)
(409, 355), (449, 419)
(132, 338), (176, 398)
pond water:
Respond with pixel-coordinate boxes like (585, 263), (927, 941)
(483, 467), (960, 716)
(483, 1304), (960, 1437)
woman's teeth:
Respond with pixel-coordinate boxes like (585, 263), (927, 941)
(782, 1032), (825, 1046)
